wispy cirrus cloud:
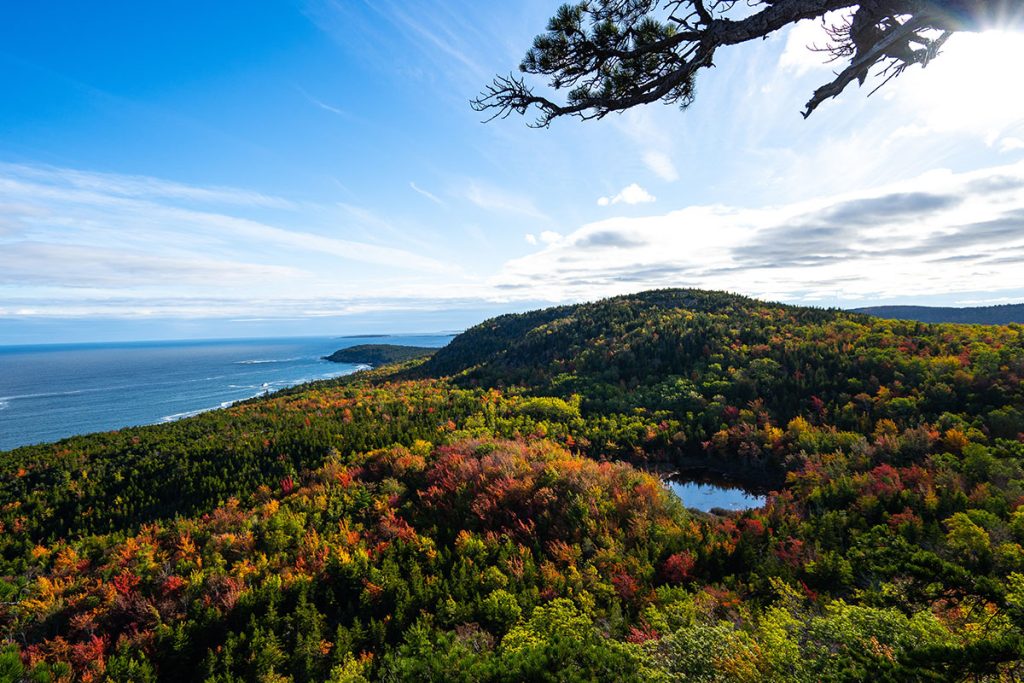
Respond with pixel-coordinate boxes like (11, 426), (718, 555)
(0, 163), (468, 319)
(462, 180), (549, 221)
(0, 163), (450, 273)
(642, 151), (679, 182)
(410, 181), (446, 207)
(0, 162), (297, 209)
(295, 85), (348, 117)
(304, 0), (498, 92)
(383, 3), (488, 80)
(0, 242), (303, 288)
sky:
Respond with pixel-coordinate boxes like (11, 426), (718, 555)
(1, 1), (1023, 344)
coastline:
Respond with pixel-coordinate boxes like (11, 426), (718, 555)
(0, 335), (449, 452)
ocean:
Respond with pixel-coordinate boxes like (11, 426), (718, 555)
(0, 334), (452, 452)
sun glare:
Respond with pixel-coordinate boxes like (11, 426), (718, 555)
(904, 29), (1024, 135)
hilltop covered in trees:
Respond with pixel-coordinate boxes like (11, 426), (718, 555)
(3, 288), (1024, 680)
(322, 344), (437, 366)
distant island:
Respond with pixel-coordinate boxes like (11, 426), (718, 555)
(853, 303), (1024, 325)
(322, 343), (437, 365)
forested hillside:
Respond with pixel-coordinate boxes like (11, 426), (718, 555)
(322, 345), (436, 365)
(3, 289), (1024, 681)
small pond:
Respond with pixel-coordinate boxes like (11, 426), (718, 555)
(659, 471), (767, 513)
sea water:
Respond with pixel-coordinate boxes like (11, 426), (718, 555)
(0, 334), (451, 451)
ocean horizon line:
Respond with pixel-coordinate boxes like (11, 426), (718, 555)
(0, 330), (462, 353)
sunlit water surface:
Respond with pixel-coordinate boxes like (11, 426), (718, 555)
(663, 476), (767, 512)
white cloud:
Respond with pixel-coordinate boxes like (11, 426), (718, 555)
(643, 151), (679, 182)
(521, 230), (561, 248)
(492, 160), (1024, 305)
(1000, 137), (1024, 153)
(598, 183), (656, 207)
(778, 14), (844, 75)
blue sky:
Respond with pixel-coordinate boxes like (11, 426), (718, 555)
(1, 1), (1023, 343)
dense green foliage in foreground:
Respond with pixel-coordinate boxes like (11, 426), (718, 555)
(321, 345), (436, 366)
(3, 288), (1024, 681)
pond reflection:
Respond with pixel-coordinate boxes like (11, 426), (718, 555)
(659, 471), (767, 512)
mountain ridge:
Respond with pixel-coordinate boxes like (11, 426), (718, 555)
(852, 302), (1024, 325)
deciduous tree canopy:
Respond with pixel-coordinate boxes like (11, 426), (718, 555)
(473, 0), (1019, 125)
(4, 289), (1024, 679)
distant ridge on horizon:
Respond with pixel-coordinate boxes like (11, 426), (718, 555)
(853, 303), (1024, 325)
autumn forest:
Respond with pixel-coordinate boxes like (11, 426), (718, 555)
(3, 289), (1024, 681)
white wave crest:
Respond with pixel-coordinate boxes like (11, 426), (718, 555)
(234, 356), (307, 365)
